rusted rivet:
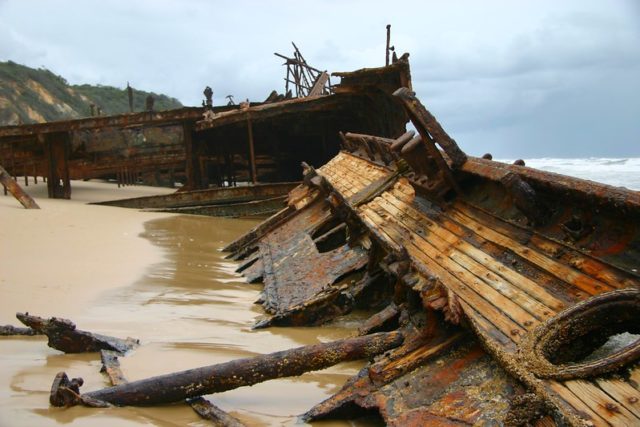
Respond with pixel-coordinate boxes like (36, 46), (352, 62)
(628, 396), (638, 404)
(605, 403), (620, 413)
(510, 329), (520, 336)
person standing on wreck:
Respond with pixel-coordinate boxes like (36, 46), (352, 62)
(203, 86), (213, 109)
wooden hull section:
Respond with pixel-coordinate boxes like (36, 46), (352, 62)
(226, 92), (640, 425)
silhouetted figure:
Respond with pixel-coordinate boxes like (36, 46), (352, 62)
(482, 153), (493, 160)
(203, 86), (213, 109)
(127, 82), (134, 113)
(146, 95), (154, 112)
(513, 159), (526, 166)
(89, 104), (95, 117)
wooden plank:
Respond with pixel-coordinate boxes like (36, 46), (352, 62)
(308, 72), (329, 96)
(320, 160), (388, 197)
(534, 416), (556, 427)
(596, 378), (640, 418)
(564, 379), (639, 425)
(445, 206), (615, 296)
(383, 191), (566, 312)
(456, 202), (638, 290)
(459, 300), (517, 351)
(547, 381), (609, 427)
(630, 366), (640, 391)
(359, 207), (526, 340)
(374, 195), (559, 320)
(358, 210), (404, 254)
(367, 201), (539, 331)
(530, 234), (638, 289)
(100, 350), (128, 386)
(422, 200), (586, 305)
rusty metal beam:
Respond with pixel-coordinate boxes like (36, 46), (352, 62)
(16, 313), (138, 354)
(94, 182), (299, 209)
(246, 113), (257, 184)
(0, 165), (40, 208)
(50, 331), (403, 407)
(0, 107), (207, 139)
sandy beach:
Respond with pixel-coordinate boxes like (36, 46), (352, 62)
(0, 180), (373, 426)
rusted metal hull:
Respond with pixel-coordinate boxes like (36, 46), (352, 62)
(147, 195), (290, 218)
(95, 182), (299, 217)
(0, 59), (411, 198)
(226, 89), (640, 425)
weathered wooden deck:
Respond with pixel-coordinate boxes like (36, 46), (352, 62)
(226, 89), (640, 425)
(317, 150), (640, 425)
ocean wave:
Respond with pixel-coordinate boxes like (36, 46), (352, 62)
(493, 157), (640, 191)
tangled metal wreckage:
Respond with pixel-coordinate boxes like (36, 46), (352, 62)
(3, 49), (640, 426)
(220, 88), (640, 426)
(0, 48), (409, 216)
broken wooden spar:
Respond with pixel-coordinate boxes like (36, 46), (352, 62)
(99, 350), (247, 426)
(0, 165), (39, 208)
(16, 313), (138, 354)
(50, 331), (403, 407)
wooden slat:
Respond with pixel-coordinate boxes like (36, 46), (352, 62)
(359, 207), (526, 340)
(319, 155), (386, 196)
(547, 381), (609, 427)
(382, 189), (565, 309)
(596, 378), (640, 418)
(563, 379), (640, 425)
(630, 366), (640, 391)
(459, 300), (517, 350)
(421, 200), (588, 304)
(456, 202), (638, 290)
(445, 206), (615, 296)
(376, 194), (562, 319)
(358, 210), (404, 254)
(534, 416), (556, 427)
(369, 202), (538, 331)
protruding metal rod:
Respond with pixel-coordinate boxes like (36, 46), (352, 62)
(386, 24), (391, 66)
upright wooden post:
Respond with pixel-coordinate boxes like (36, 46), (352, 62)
(183, 122), (201, 190)
(246, 113), (257, 184)
(42, 132), (71, 199)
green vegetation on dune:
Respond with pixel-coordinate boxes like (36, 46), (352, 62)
(0, 60), (183, 125)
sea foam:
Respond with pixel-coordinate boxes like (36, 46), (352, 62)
(496, 158), (640, 191)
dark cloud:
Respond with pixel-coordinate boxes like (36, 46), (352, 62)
(0, 0), (638, 157)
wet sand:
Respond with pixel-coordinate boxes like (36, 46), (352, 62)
(0, 180), (377, 426)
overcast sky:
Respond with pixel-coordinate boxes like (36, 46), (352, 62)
(1, 0), (638, 158)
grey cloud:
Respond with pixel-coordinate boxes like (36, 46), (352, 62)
(0, 0), (638, 158)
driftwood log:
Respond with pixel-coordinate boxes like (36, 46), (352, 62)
(0, 165), (40, 209)
(100, 350), (246, 426)
(16, 312), (138, 354)
(50, 331), (403, 407)
(0, 324), (42, 336)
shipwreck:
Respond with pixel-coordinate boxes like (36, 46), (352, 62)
(0, 44), (410, 218)
(35, 85), (640, 426)
(3, 36), (639, 425)
(221, 88), (640, 425)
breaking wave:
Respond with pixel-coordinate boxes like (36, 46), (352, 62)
(495, 157), (640, 191)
